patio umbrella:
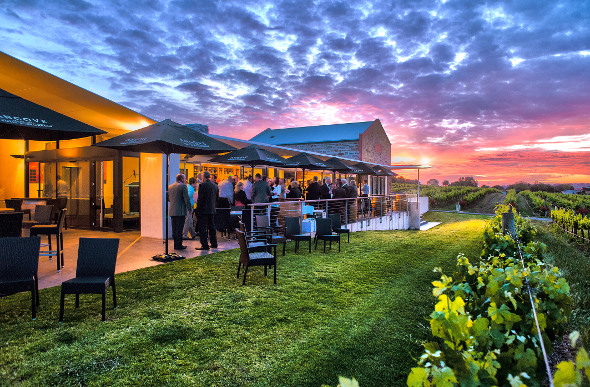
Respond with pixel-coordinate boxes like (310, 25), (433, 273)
(283, 152), (329, 187)
(370, 165), (396, 176)
(0, 88), (106, 140)
(208, 145), (285, 176)
(94, 119), (235, 261)
(323, 157), (355, 173)
(348, 162), (377, 175)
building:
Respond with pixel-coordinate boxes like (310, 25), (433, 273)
(2, 52), (422, 238)
(250, 120), (392, 194)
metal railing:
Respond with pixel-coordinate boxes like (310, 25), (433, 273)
(245, 194), (414, 233)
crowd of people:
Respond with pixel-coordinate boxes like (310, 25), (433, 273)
(168, 171), (372, 251)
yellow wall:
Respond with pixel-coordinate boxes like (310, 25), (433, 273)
(0, 140), (25, 201)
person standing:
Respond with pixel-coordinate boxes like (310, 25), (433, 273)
(196, 171), (218, 251)
(219, 176), (234, 206)
(320, 177), (332, 199)
(361, 180), (370, 197)
(306, 175), (321, 200)
(182, 177), (198, 240)
(168, 174), (192, 250)
(251, 173), (271, 203)
(242, 175), (253, 201)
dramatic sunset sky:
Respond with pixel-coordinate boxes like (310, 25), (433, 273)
(1, 0), (589, 185)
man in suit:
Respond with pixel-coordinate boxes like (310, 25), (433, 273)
(168, 173), (192, 250)
(305, 175), (321, 200)
(251, 173), (271, 203)
(332, 180), (346, 199)
(320, 176), (332, 199)
(196, 171), (219, 250)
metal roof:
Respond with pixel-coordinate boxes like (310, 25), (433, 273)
(249, 121), (375, 145)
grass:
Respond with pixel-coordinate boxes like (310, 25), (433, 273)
(0, 213), (489, 386)
(533, 220), (590, 345)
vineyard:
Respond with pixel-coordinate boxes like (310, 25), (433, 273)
(407, 206), (589, 386)
(391, 184), (502, 210)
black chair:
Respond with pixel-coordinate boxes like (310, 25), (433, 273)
(0, 237), (41, 319)
(285, 216), (312, 253)
(256, 214), (287, 255)
(0, 212), (24, 237)
(59, 237), (120, 322)
(236, 229), (277, 285)
(329, 213), (350, 242)
(214, 208), (232, 239)
(22, 205), (54, 229)
(314, 218), (341, 253)
(30, 208), (66, 272)
(5, 199), (32, 220)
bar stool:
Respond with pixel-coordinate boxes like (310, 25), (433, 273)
(30, 208), (66, 272)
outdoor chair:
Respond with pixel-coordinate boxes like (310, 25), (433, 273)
(30, 208), (66, 272)
(46, 198), (68, 229)
(59, 237), (120, 322)
(4, 199), (31, 220)
(0, 212), (24, 237)
(22, 205), (53, 229)
(0, 237), (41, 319)
(214, 208), (233, 239)
(256, 214), (287, 255)
(236, 229), (277, 285)
(329, 213), (350, 242)
(238, 221), (267, 248)
(284, 216), (312, 253)
(314, 218), (341, 253)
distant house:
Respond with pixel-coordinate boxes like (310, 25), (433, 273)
(250, 119), (392, 194)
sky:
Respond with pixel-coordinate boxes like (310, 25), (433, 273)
(1, 0), (589, 186)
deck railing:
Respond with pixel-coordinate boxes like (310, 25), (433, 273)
(246, 194), (414, 232)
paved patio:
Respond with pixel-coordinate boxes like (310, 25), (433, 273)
(32, 228), (239, 290)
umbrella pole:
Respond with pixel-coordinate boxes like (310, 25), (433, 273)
(165, 153), (169, 256)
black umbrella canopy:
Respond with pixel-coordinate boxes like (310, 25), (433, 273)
(370, 165), (396, 176)
(283, 152), (329, 170)
(94, 119), (235, 260)
(208, 145), (285, 167)
(0, 88), (106, 140)
(94, 119), (235, 155)
(349, 162), (378, 175)
(323, 157), (355, 173)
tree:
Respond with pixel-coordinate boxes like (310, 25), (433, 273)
(442, 180), (450, 186)
(507, 181), (531, 192)
(450, 177), (478, 187)
(553, 183), (575, 192)
(493, 185), (504, 191)
(427, 179), (439, 186)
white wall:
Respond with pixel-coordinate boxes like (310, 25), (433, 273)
(140, 153), (180, 239)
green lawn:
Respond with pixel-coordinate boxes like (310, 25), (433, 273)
(1, 213), (488, 386)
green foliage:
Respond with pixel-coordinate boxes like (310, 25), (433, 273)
(408, 208), (573, 386)
(552, 208), (590, 232)
(504, 189), (519, 208)
(553, 332), (590, 386)
(0, 214), (489, 386)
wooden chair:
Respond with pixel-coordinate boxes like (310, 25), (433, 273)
(285, 216), (312, 253)
(30, 208), (66, 273)
(314, 218), (341, 253)
(59, 238), (120, 322)
(0, 237), (41, 319)
(236, 229), (277, 285)
(329, 213), (350, 242)
(0, 212), (24, 237)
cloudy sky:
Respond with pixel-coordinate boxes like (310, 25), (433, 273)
(1, 0), (589, 185)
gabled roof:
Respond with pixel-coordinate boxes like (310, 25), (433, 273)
(249, 120), (375, 145)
